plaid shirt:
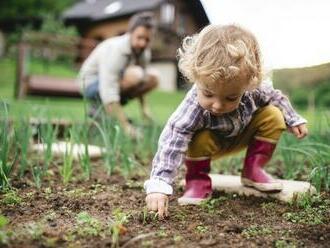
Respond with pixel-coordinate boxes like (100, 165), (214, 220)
(144, 82), (306, 195)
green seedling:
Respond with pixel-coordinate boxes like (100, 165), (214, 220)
(196, 225), (208, 234)
(283, 206), (326, 225)
(60, 130), (74, 185)
(139, 208), (159, 224)
(0, 215), (12, 245)
(14, 118), (32, 177)
(1, 190), (22, 205)
(91, 117), (119, 175)
(76, 211), (103, 237)
(31, 162), (43, 188)
(0, 102), (16, 190)
(200, 197), (227, 214)
(40, 118), (58, 175)
(70, 123), (91, 181)
(310, 164), (329, 192)
(241, 225), (272, 238)
(108, 209), (130, 248)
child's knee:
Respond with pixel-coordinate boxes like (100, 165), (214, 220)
(263, 105), (286, 129)
(187, 130), (218, 158)
(255, 105), (286, 141)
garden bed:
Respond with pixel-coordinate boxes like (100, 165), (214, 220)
(1, 163), (329, 248)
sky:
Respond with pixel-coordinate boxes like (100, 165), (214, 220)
(200, 0), (330, 69)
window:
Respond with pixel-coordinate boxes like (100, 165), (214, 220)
(161, 3), (175, 25)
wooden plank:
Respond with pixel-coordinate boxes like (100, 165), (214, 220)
(28, 75), (82, 97)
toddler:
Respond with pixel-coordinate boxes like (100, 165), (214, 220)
(144, 24), (308, 218)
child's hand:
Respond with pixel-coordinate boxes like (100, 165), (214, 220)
(145, 193), (169, 219)
(288, 124), (308, 139)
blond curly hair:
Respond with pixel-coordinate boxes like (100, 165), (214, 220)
(178, 24), (263, 89)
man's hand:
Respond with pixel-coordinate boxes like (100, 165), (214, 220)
(142, 108), (154, 122)
(123, 123), (141, 140)
(139, 96), (154, 123)
(288, 123), (308, 139)
(145, 193), (169, 219)
(106, 102), (141, 139)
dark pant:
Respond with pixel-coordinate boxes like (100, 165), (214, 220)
(84, 81), (142, 105)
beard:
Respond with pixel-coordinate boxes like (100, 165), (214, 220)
(132, 47), (145, 56)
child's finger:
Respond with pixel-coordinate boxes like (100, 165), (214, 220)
(291, 127), (300, 138)
(157, 198), (166, 219)
(300, 125), (308, 138)
(150, 199), (158, 211)
(145, 195), (157, 211)
(164, 197), (169, 217)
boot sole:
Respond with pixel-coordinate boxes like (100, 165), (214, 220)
(178, 196), (210, 205)
(241, 178), (283, 192)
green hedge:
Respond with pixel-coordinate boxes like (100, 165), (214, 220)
(290, 80), (330, 108)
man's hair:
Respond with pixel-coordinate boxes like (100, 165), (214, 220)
(128, 12), (156, 32)
(178, 24), (263, 89)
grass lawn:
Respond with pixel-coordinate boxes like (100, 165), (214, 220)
(0, 58), (185, 125)
(1, 57), (328, 127)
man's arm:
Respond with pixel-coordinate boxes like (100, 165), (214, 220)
(138, 96), (153, 121)
(105, 102), (138, 138)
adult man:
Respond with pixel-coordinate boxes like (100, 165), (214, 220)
(78, 12), (159, 138)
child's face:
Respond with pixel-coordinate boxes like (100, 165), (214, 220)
(196, 76), (250, 116)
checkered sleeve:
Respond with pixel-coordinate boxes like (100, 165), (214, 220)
(144, 87), (204, 195)
(253, 83), (307, 127)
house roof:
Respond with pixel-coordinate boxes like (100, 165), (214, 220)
(63, 0), (165, 22)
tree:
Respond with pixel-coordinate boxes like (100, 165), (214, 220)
(0, 0), (77, 20)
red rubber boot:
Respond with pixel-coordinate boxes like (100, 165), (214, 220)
(241, 139), (283, 192)
(178, 158), (212, 205)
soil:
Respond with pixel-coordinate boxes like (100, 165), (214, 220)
(1, 162), (329, 248)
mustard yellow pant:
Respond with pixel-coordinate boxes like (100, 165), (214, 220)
(187, 105), (286, 159)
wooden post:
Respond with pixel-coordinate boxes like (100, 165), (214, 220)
(15, 42), (29, 99)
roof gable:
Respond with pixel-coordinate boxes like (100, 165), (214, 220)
(63, 0), (164, 21)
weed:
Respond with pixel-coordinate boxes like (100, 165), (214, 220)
(76, 211), (103, 237)
(242, 225), (272, 238)
(139, 208), (158, 224)
(283, 208), (324, 225)
(261, 202), (277, 211)
(173, 211), (187, 222)
(274, 239), (297, 248)
(0, 215), (12, 245)
(1, 190), (22, 206)
(200, 197), (227, 214)
(196, 225), (208, 234)
(108, 209), (130, 248)
(290, 192), (323, 209)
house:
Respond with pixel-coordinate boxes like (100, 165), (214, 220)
(62, 0), (209, 91)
